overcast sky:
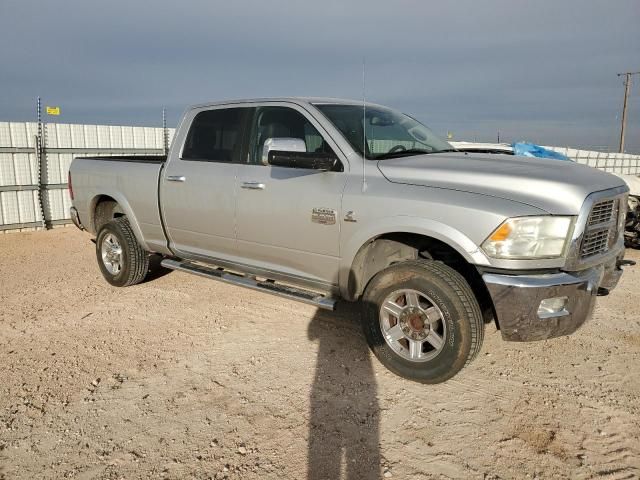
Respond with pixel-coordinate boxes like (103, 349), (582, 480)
(1, 0), (639, 152)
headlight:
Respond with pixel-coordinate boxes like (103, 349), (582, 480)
(482, 216), (574, 259)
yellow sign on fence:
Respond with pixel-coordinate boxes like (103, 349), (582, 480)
(46, 106), (60, 116)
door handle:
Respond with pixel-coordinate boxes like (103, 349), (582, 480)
(167, 175), (186, 182)
(241, 181), (266, 190)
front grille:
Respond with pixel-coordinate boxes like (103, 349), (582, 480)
(580, 197), (620, 259)
(581, 228), (610, 257)
(587, 199), (615, 226)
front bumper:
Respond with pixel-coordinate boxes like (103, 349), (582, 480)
(482, 254), (624, 342)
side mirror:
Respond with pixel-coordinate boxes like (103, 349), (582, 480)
(262, 137), (339, 171)
(261, 138), (306, 166)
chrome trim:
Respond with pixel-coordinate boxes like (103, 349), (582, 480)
(483, 266), (604, 342)
(564, 185), (629, 271)
(261, 137), (306, 166)
(241, 181), (266, 190)
(482, 271), (590, 288)
(311, 207), (337, 225)
(166, 175), (186, 182)
(161, 259), (336, 310)
(601, 253), (625, 291)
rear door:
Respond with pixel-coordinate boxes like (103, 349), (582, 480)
(235, 104), (348, 287)
(161, 106), (252, 259)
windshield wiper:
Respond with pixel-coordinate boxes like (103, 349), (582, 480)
(374, 148), (458, 160)
(374, 148), (432, 160)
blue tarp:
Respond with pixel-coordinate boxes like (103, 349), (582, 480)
(512, 142), (571, 161)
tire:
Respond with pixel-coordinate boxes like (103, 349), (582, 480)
(361, 259), (484, 384)
(95, 217), (150, 287)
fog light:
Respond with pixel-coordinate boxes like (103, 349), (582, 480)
(537, 296), (569, 318)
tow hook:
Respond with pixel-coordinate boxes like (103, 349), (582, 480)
(617, 259), (636, 268)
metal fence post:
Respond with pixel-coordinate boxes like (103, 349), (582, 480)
(35, 97), (49, 229)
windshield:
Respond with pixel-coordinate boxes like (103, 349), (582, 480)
(315, 104), (454, 159)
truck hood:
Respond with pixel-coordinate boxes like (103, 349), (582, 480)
(377, 153), (627, 214)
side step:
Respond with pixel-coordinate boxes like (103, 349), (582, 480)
(160, 258), (337, 310)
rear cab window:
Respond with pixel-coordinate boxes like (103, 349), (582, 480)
(182, 108), (252, 162)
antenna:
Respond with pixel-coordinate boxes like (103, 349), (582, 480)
(362, 57), (367, 192)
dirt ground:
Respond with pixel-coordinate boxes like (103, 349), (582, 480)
(0, 228), (639, 480)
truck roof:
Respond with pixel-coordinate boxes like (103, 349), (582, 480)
(190, 97), (384, 110)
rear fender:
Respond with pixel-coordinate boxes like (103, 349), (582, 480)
(88, 191), (148, 250)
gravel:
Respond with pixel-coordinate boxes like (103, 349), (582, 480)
(0, 228), (639, 479)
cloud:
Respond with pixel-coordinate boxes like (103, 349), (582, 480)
(1, 0), (638, 151)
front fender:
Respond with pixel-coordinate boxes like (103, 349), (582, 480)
(338, 215), (491, 298)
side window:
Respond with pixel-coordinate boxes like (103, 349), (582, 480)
(250, 107), (335, 165)
(182, 108), (246, 162)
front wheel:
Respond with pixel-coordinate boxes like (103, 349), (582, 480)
(361, 260), (484, 384)
(96, 217), (150, 287)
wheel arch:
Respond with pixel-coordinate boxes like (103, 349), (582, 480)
(341, 222), (497, 328)
(88, 193), (147, 248)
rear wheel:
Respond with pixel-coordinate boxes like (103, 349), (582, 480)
(96, 217), (150, 287)
(361, 260), (484, 383)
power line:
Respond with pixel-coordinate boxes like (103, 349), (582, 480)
(617, 71), (640, 153)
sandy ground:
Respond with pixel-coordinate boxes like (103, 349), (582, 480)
(0, 228), (639, 480)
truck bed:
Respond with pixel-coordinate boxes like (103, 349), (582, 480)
(70, 155), (168, 253)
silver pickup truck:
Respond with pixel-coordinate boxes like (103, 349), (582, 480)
(69, 97), (631, 383)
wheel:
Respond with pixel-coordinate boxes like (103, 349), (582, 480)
(361, 260), (484, 383)
(95, 217), (150, 287)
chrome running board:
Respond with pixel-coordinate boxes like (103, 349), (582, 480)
(160, 258), (337, 310)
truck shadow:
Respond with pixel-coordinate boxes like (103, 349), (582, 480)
(307, 301), (381, 479)
(141, 254), (173, 283)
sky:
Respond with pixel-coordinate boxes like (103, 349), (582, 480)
(1, 0), (639, 152)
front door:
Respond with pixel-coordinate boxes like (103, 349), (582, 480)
(161, 106), (251, 259)
(235, 105), (347, 287)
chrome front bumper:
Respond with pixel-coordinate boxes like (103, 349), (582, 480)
(482, 253), (624, 342)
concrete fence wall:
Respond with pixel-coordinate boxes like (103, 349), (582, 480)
(1, 122), (639, 233)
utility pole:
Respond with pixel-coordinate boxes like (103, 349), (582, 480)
(618, 71), (640, 153)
